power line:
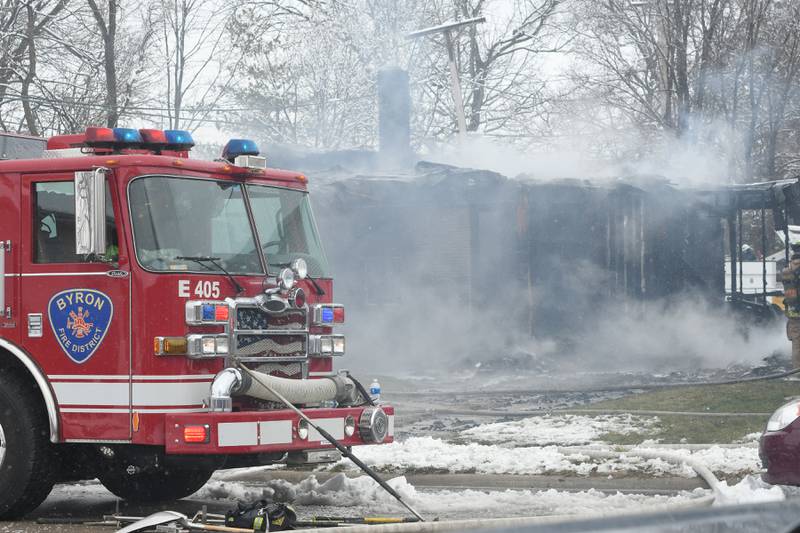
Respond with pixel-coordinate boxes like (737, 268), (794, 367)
(0, 92), (377, 116)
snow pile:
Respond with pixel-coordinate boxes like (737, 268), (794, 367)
(196, 474), (413, 507)
(194, 473), (708, 518)
(335, 436), (590, 475)
(332, 437), (762, 477)
(737, 432), (763, 443)
(714, 475), (785, 506)
(212, 464), (285, 482)
(460, 414), (658, 446)
(685, 446), (762, 477)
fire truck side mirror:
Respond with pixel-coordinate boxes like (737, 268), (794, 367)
(74, 169), (107, 256)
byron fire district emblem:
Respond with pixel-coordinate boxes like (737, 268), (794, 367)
(48, 289), (113, 364)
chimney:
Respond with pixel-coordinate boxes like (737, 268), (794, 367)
(378, 68), (412, 167)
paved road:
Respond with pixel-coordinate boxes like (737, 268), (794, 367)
(0, 471), (708, 532)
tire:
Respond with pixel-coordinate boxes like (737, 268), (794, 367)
(98, 465), (214, 503)
(0, 369), (55, 519)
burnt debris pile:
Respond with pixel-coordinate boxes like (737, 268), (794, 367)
(287, 158), (796, 374)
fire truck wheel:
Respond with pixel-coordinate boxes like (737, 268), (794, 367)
(0, 370), (55, 519)
(98, 465), (215, 503)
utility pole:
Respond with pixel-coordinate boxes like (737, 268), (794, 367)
(407, 16), (486, 138)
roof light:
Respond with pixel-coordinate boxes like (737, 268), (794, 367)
(113, 128), (142, 143)
(139, 129), (168, 144)
(85, 127), (115, 143)
(222, 139), (259, 162)
(164, 130), (195, 149)
(85, 126), (142, 148)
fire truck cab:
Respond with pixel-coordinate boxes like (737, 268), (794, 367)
(0, 128), (393, 518)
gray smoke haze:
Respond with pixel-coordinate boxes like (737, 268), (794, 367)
(333, 263), (787, 377)
(310, 144), (790, 379)
(421, 124), (739, 188)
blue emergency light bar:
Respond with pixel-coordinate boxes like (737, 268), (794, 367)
(113, 128), (143, 143)
(84, 127), (194, 151)
(222, 139), (259, 163)
(164, 130), (194, 148)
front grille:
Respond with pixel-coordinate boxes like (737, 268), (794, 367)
(236, 334), (306, 358)
(252, 362), (304, 379)
(236, 307), (306, 330)
(232, 304), (308, 362)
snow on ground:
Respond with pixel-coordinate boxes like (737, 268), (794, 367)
(737, 432), (763, 443)
(714, 475), (785, 506)
(194, 474), (709, 519)
(43, 473), (786, 523)
(459, 414), (659, 446)
(330, 436), (762, 478)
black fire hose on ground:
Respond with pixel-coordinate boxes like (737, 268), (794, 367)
(235, 363), (427, 523)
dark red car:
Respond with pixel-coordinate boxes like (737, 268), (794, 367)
(760, 398), (800, 485)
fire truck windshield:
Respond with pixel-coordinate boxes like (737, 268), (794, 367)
(247, 184), (331, 278)
(128, 176), (263, 274)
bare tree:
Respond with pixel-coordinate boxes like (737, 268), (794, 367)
(156, 0), (244, 130)
(0, 0), (67, 133)
(86, 0), (119, 126)
(572, 0), (800, 182)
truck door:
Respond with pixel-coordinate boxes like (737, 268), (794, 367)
(0, 175), (18, 335)
(20, 172), (131, 441)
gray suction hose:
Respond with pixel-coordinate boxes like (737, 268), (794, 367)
(209, 367), (358, 412)
(241, 369), (357, 405)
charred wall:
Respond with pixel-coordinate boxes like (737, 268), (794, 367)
(310, 163), (725, 365)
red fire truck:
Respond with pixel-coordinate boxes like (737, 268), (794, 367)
(0, 128), (393, 518)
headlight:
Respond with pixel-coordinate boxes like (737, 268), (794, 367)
(767, 399), (800, 432)
(201, 337), (216, 354)
(278, 267), (295, 290)
(186, 335), (229, 358)
(333, 336), (345, 355)
(321, 336), (334, 355)
(291, 258), (308, 280)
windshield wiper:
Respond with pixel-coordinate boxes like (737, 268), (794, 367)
(272, 262), (325, 296)
(177, 256), (245, 294)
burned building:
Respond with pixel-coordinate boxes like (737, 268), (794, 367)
(306, 162), (732, 367)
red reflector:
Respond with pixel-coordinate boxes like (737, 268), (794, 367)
(85, 126), (115, 142)
(140, 129), (168, 144)
(333, 307), (345, 323)
(183, 425), (209, 443)
(214, 305), (229, 322)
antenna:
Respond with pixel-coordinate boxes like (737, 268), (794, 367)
(407, 16), (486, 138)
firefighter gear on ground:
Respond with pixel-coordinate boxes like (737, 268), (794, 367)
(225, 500), (296, 531)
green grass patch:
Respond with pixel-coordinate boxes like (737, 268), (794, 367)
(583, 380), (800, 445)
(598, 414), (767, 445)
(586, 380), (800, 414)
